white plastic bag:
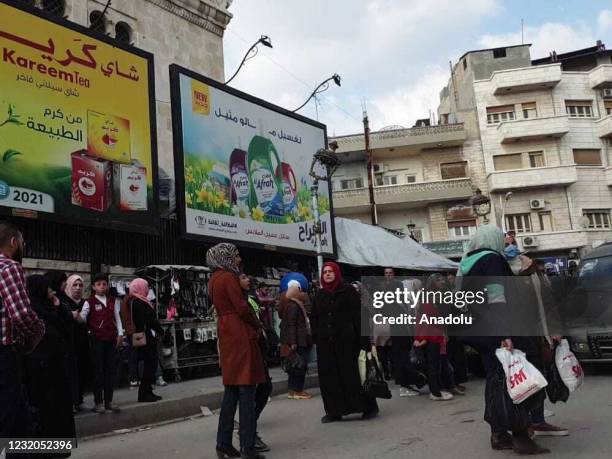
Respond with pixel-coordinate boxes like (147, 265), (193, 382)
(496, 348), (548, 404)
(555, 339), (584, 392)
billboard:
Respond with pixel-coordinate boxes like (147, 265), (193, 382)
(170, 65), (336, 256)
(0, 1), (158, 232)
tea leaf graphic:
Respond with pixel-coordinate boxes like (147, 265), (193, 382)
(8, 104), (13, 117)
(3, 149), (22, 162)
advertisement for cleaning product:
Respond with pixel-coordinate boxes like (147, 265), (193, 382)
(0, 1), (158, 232)
(171, 65), (335, 255)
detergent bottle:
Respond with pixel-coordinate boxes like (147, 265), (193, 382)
(247, 135), (284, 219)
(229, 147), (249, 207)
(278, 161), (298, 215)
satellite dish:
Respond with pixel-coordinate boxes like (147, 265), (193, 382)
(578, 216), (590, 229)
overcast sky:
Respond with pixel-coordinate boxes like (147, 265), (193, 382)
(223, 0), (612, 136)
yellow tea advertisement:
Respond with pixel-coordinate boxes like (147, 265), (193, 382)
(0, 1), (157, 232)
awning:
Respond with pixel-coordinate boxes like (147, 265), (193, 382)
(137, 265), (211, 272)
(334, 217), (459, 271)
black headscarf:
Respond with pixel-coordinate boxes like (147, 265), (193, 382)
(44, 271), (67, 293)
(26, 274), (55, 316)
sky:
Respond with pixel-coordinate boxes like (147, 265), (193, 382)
(223, 0), (612, 136)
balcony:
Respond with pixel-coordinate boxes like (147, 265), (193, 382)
(333, 123), (466, 153)
(487, 165), (577, 192)
(374, 178), (473, 206)
(605, 167), (612, 186)
(597, 115), (612, 138)
(589, 65), (612, 89)
(497, 116), (569, 143)
(332, 188), (370, 212)
(489, 64), (561, 95)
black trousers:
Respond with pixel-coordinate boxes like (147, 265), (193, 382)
(217, 385), (257, 450)
(138, 339), (158, 400)
(255, 366), (272, 421)
(424, 343), (455, 397)
(447, 337), (468, 384)
(376, 344), (392, 378)
(391, 335), (412, 387)
(90, 339), (117, 405)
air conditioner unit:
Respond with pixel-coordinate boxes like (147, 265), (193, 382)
(373, 163), (385, 174)
(602, 88), (612, 99)
(529, 199), (545, 210)
(522, 236), (539, 248)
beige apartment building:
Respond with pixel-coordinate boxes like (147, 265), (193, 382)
(332, 41), (612, 264)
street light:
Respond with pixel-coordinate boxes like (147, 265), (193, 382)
(225, 35), (273, 85)
(500, 191), (513, 232)
(469, 188), (491, 223)
(293, 74), (342, 113)
(309, 143), (340, 276)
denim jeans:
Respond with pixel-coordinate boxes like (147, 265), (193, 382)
(287, 346), (310, 392)
(217, 385), (257, 450)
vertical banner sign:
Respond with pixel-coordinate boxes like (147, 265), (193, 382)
(170, 65), (336, 256)
(0, 1), (158, 232)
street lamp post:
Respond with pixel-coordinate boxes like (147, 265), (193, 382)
(225, 35), (273, 85)
(293, 74), (342, 113)
(309, 143), (340, 276)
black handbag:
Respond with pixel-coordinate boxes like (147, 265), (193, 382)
(485, 370), (530, 432)
(362, 353), (392, 399)
(546, 343), (570, 404)
(282, 350), (307, 377)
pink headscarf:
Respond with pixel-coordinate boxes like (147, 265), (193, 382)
(129, 278), (153, 308)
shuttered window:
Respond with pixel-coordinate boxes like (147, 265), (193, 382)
(573, 149), (602, 166)
(493, 154), (523, 171)
(440, 161), (467, 179)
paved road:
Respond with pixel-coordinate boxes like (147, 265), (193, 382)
(76, 376), (611, 459)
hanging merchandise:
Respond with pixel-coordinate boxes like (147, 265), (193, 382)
(183, 328), (192, 341)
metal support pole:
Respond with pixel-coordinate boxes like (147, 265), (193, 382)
(311, 181), (324, 277)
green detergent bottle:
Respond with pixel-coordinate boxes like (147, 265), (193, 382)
(247, 135), (284, 219)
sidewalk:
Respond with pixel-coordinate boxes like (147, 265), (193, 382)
(75, 366), (319, 438)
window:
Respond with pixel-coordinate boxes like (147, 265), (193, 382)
(493, 47), (507, 59)
(487, 105), (516, 124)
(89, 10), (106, 34)
(405, 174), (416, 183)
(383, 175), (398, 186)
(538, 212), (553, 232)
(440, 113), (449, 124)
(42, 0), (65, 16)
(573, 149), (602, 166)
(505, 214), (532, 233)
(566, 101), (593, 118)
(605, 100), (612, 116)
(584, 209), (611, 229)
(493, 153), (522, 171)
(448, 220), (477, 240)
(115, 22), (132, 44)
(528, 151), (545, 168)
(339, 178), (364, 190)
(440, 161), (467, 179)
(522, 102), (537, 119)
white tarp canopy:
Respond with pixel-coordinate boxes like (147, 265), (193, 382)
(335, 217), (459, 271)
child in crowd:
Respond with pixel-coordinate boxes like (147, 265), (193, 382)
(80, 273), (124, 414)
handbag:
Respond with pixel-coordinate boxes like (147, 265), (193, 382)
(546, 341), (570, 403)
(282, 349), (306, 377)
(485, 369), (531, 432)
(130, 298), (147, 348)
(362, 352), (392, 399)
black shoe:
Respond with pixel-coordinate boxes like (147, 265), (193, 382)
(216, 444), (241, 459)
(491, 432), (513, 450)
(153, 393), (162, 401)
(321, 414), (341, 424)
(361, 408), (379, 420)
(254, 434), (270, 452)
(138, 393), (159, 403)
(241, 448), (265, 459)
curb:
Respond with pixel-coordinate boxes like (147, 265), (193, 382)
(76, 373), (319, 438)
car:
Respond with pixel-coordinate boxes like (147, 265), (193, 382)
(562, 242), (612, 363)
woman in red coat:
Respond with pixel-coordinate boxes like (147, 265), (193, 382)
(207, 243), (266, 459)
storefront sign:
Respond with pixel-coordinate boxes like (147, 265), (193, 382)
(170, 65), (336, 255)
(0, 1), (158, 232)
(422, 239), (467, 258)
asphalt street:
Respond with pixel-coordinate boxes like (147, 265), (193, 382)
(75, 375), (612, 459)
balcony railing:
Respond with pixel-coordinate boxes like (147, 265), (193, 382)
(487, 64), (562, 95)
(487, 165), (577, 192)
(497, 115), (569, 143)
(332, 188), (370, 210)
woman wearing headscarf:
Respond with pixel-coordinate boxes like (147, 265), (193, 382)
(23, 275), (75, 458)
(123, 278), (163, 403)
(64, 274), (90, 411)
(457, 226), (548, 455)
(311, 261), (378, 423)
(207, 243), (266, 459)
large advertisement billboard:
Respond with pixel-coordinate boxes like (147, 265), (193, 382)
(0, 1), (158, 232)
(170, 65), (336, 255)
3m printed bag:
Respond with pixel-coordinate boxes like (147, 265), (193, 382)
(555, 339), (584, 392)
(495, 348), (548, 404)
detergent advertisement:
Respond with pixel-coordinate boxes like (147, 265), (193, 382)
(0, 1), (157, 232)
(171, 65), (335, 255)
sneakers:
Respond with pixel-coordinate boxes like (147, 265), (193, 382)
(92, 404), (106, 414)
(156, 376), (168, 387)
(529, 422), (569, 437)
(449, 386), (466, 396)
(129, 380), (140, 389)
(105, 402), (121, 413)
(288, 390), (312, 400)
(429, 391), (454, 401)
(399, 387), (419, 397)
